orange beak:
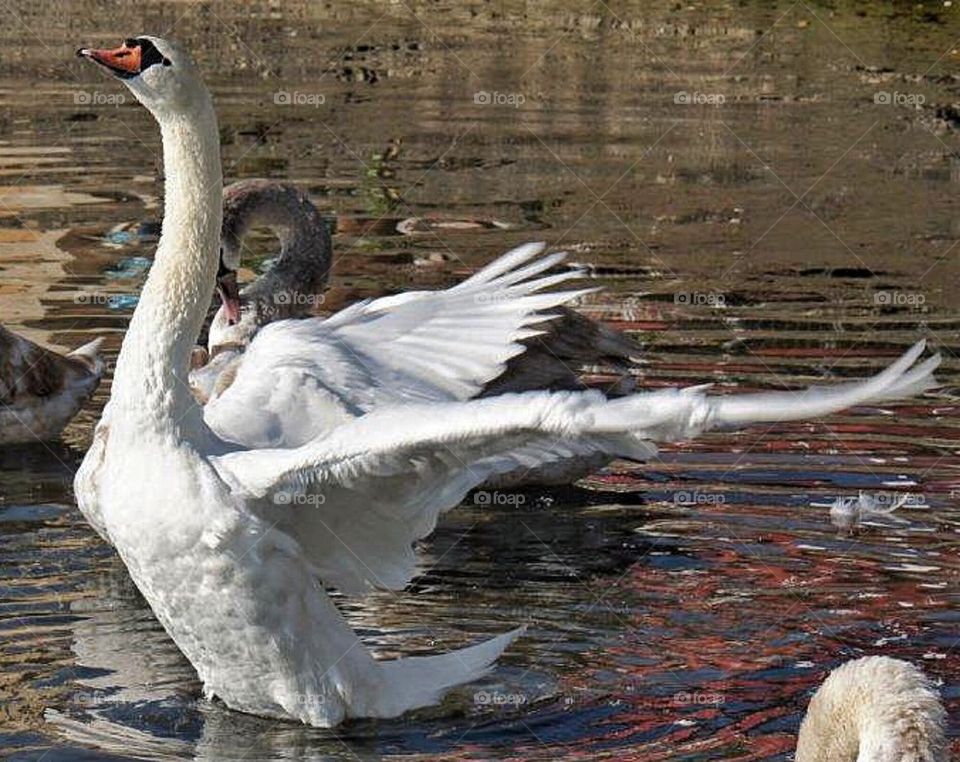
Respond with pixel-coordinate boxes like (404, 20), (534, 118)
(76, 42), (142, 78)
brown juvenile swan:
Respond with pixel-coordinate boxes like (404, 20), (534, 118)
(0, 326), (103, 444)
(215, 178), (332, 328)
(190, 179), (332, 402)
(796, 656), (947, 761)
(193, 181), (644, 481)
(195, 180), (644, 414)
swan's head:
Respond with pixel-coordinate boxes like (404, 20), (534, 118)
(212, 180), (332, 331)
(77, 36), (208, 119)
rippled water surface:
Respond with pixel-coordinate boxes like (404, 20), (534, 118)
(1, 1), (959, 759)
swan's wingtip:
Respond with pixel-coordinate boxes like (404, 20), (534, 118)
(480, 625), (527, 661)
(517, 241), (547, 257)
(904, 338), (927, 363)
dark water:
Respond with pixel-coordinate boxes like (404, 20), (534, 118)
(1, 1), (959, 759)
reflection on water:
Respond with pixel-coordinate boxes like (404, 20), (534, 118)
(0, 1), (958, 759)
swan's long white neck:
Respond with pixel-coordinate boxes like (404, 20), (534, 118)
(110, 95), (222, 432)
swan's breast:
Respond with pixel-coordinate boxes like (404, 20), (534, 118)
(75, 421), (111, 540)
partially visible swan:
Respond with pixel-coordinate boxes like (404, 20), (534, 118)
(197, 179), (642, 409)
(212, 179), (332, 335)
(76, 36), (940, 727)
(193, 179), (644, 483)
(190, 179), (332, 402)
(0, 326), (103, 444)
(797, 656), (947, 761)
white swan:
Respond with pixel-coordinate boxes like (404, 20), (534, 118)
(75, 36), (941, 727)
(797, 656), (947, 761)
(0, 325), (103, 444)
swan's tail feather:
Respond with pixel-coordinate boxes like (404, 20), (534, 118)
(707, 340), (939, 429)
(370, 627), (525, 718)
(67, 337), (106, 376)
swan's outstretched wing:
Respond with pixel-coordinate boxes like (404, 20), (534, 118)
(708, 340), (939, 425)
(210, 389), (681, 594)
(324, 242), (593, 399)
(202, 243), (591, 448)
(210, 341), (937, 595)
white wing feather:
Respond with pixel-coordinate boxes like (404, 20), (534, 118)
(211, 389), (687, 594)
(203, 242), (591, 449)
(210, 341), (937, 595)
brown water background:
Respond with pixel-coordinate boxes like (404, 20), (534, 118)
(0, 1), (958, 759)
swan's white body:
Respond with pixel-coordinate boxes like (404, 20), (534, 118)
(0, 326), (103, 444)
(797, 656), (947, 762)
(75, 36), (942, 727)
